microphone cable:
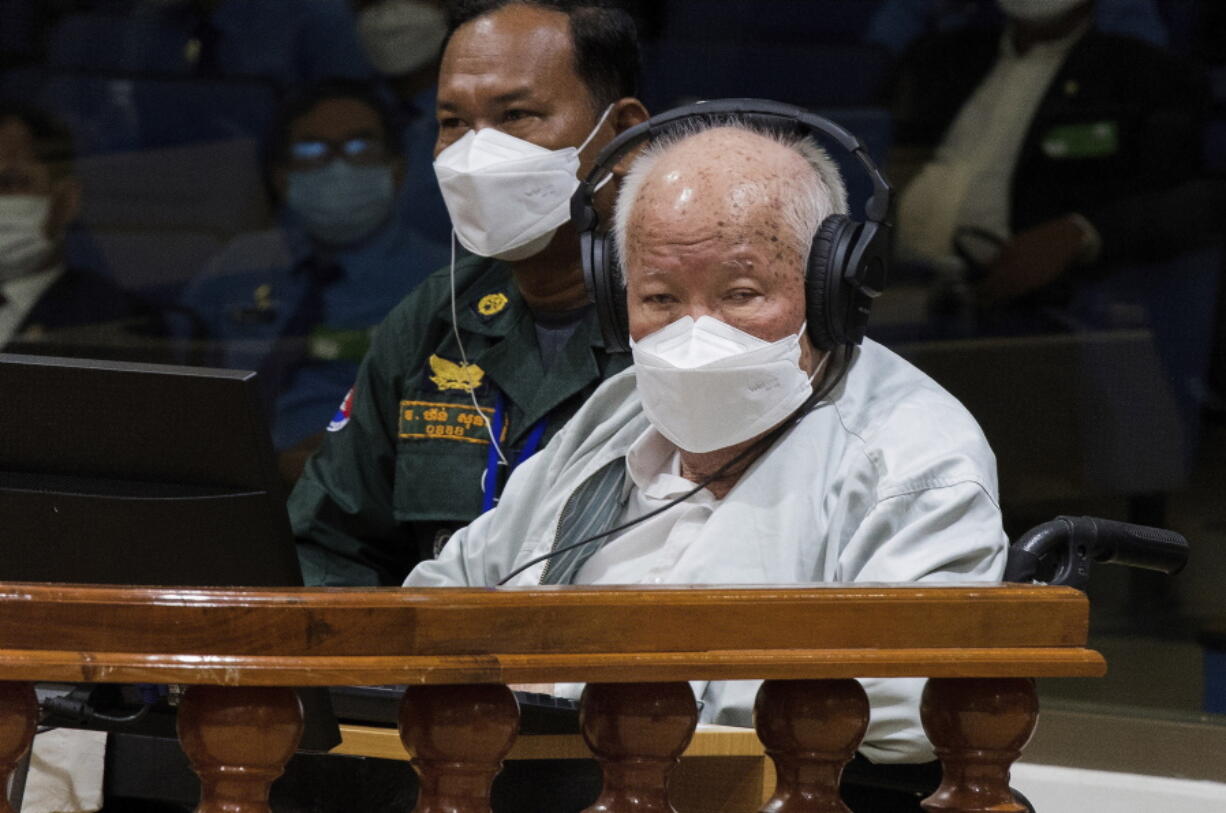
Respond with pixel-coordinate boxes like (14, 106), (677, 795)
(496, 344), (853, 585)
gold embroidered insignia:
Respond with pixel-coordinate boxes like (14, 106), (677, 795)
(428, 354), (485, 392)
(477, 292), (509, 316)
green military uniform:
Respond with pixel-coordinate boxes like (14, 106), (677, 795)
(289, 254), (630, 585)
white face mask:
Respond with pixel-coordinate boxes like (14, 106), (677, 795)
(997, 0), (1086, 24)
(433, 104), (613, 261)
(357, 0), (448, 77)
(0, 195), (56, 283)
(631, 315), (824, 454)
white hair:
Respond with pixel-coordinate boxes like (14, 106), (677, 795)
(611, 120), (850, 283)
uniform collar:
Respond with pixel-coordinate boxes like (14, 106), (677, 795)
(436, 257), (618, 441)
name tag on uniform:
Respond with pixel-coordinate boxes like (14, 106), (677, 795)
(398, 400), (505, 445)
(1041, 121), (1119, 159)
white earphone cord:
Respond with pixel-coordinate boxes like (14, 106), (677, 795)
(448, 230), (510, 467)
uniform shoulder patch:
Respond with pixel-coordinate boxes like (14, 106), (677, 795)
(327, 387), (355, 432)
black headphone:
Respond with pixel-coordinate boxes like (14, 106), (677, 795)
(570, 98), (893, 353)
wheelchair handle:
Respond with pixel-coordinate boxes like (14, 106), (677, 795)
(1004, 515), (1189, 590)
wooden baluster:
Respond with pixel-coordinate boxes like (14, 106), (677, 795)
(754, 679), (868, 813)
(398, 683), (519, 813)
(0, 682), (36, 813)
(920, 678), (1038, 813)
(177, 685), (303, 813)
(580, 682), (698, 813)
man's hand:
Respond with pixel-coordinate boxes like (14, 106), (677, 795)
(977, 215), (1091, 306)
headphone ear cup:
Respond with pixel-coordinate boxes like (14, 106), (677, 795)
(605, 234), (630, 352)
(586, 227), (631, 353)
(806, 214), (853, 352)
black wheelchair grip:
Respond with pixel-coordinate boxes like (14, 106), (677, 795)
(1076, 516), (1189, 575)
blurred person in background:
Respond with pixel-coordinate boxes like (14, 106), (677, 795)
(178, 79), (448, 483)
(353, 0), (454, 242)
(890, 0), (1207, 316)
(867, 0), (1169, 54)
(45, 0), (371, 86)
(0, 101), (161, 353)
(348, 0), (658, 245)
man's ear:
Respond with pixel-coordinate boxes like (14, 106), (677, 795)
(45, 176), (81, 238)
(608, 98), (649, 177)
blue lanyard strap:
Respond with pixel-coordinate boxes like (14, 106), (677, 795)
(481, 391), (548, 512)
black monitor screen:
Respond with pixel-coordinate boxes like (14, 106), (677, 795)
(0, 353), (301, 587)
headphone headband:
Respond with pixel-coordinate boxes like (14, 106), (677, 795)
(573, 98), (893, 354)
(571, 98), (892, 230)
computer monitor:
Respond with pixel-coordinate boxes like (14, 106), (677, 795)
(0, 353), (300, 586)
(0, 353), (339, 753)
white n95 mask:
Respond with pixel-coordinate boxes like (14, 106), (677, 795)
(433, 105), (613, 261)
(631, 315), (823, 454)
(0, 195), (55, 282)
(997, 0), (1086, 24)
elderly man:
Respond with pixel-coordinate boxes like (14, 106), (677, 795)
(290, 0), (650, 585)
(407, 122), (1008, 766)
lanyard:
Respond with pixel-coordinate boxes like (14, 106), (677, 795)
(482, 391), (548, 512)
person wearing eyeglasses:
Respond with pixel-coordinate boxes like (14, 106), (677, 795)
(178, 78), (449, 483)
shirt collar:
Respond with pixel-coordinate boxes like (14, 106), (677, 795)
(624, 425), (715, 502)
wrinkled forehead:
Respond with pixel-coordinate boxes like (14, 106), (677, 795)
(630, 141), (811, 252)
(641, 128), (811, 216)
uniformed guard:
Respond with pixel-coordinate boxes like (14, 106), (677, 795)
(289, 0), (650, 585)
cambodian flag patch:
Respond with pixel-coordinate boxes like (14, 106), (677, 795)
(327, 387), (355, 432)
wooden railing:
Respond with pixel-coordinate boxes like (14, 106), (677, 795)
(0, 582), (1104, 813)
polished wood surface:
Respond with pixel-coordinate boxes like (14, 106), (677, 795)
(920, 678), (1039, 813)
(0, 583), (1104, 685)
(755, 680), (869, 813)
(177, 686), (303, 813)
(580, 682), (698, 813)
(398, 684), (519, 813)
(334, 722), (771, 761)
(0, 582), (1102, 812)
(334, 724), (778, 811)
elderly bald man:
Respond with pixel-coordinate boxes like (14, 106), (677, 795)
(406, 123), (1008, 765)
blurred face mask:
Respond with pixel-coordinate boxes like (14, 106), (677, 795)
(631, 315), (825, 454)
(0, 195), (56, 282)
(433, 104), (613, 261)
(285, 161), (396, 247)
(997, 0), (1086, 24)
(357, 0), (448, 77)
